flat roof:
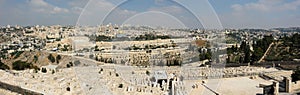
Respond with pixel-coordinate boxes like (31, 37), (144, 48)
(153, 71), (168, 80)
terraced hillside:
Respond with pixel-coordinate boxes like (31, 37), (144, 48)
(262, 34), (300, 61)
(0, 51), (98, 70)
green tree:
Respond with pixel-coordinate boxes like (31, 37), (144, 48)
(66, 87), (70, 91)
(205, 52), (212, 60)
(66, 62), (73, 68)
(95, 45), (100, 51)
(0, 61), (9, 70)
(118, 84), (123, 88)
(34, 55), (38, 63)
(48, 54), (56, 63)
(56, 55), (61, 64)
(292, 68), (300, 82)
(240, 41), (247, 51)
(146, 70), (150, 76)
(243, 44), (251, 63)
(41, 68), (47, 73)
(11, 51), (24, 59)
(252, 35), (274, 62)
(12, 61), (32, 70)
(57, 43), (61, 48)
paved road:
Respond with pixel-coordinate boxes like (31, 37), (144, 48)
(258, 42), (274, 63)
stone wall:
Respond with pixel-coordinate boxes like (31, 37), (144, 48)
(0, 81), (43, 95)
(292, 80), (300, 91)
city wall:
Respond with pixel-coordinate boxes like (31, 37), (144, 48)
(0, 81), (43, 95)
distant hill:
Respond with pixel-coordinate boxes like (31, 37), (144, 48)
(272, 27), (300, 32)
(1, 51), (75, 70)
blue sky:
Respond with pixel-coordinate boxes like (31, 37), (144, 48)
(0, 0), (300, 29)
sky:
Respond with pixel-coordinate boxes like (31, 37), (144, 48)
(0, 0), (300, 29)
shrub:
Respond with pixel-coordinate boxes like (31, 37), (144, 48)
(34, 55), (38, 62)
(0, 61), (9, 70)
(12, 61), (32, 70)
(292, 68), (300, 82)
(74, 60), (81, 66)
(41, 68), (47, 73)
(11, 51), (24, 59)
(66, 62), (73, 68)
(48, 54), (56, 63)
(56, 55), (61, 63)
(66, 87), (70, 91)
(146, 70), (150, 76)
(118, 84), (123, 88)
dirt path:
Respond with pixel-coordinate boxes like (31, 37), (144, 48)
(258, 42), (282, 63)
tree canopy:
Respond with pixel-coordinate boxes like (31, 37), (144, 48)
(0, 61), (9, 70)
(48, 54), (56, 63)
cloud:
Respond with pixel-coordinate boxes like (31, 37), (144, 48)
(76, 0), (115, 26)
(123, 11), (186, 28)
(71, 7), (83, 14)
(231, 0), (300, 12)
(117, 9), (137, 15)
(101, 7), (138, 25)
(0, 0), (83, 26)
(28, 0), (69, 14)
(2, 0), (297, 28)
(0, 0), (137, 26)
(154, 0), (166, 5)
(67, 0), (89, 14)
(218, 0), (300, 28)
(76, 0), (138, 26)
(148, 5), (184, 14)
(0, 0), (6, 5)
(68, 0), (87, 7)
(231, 4), (243, 11)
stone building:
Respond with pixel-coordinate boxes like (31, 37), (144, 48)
(164, 52), (183, 66)
(129, 52), (150, 66)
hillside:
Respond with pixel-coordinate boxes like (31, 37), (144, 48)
(0, 51), (98, 70)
